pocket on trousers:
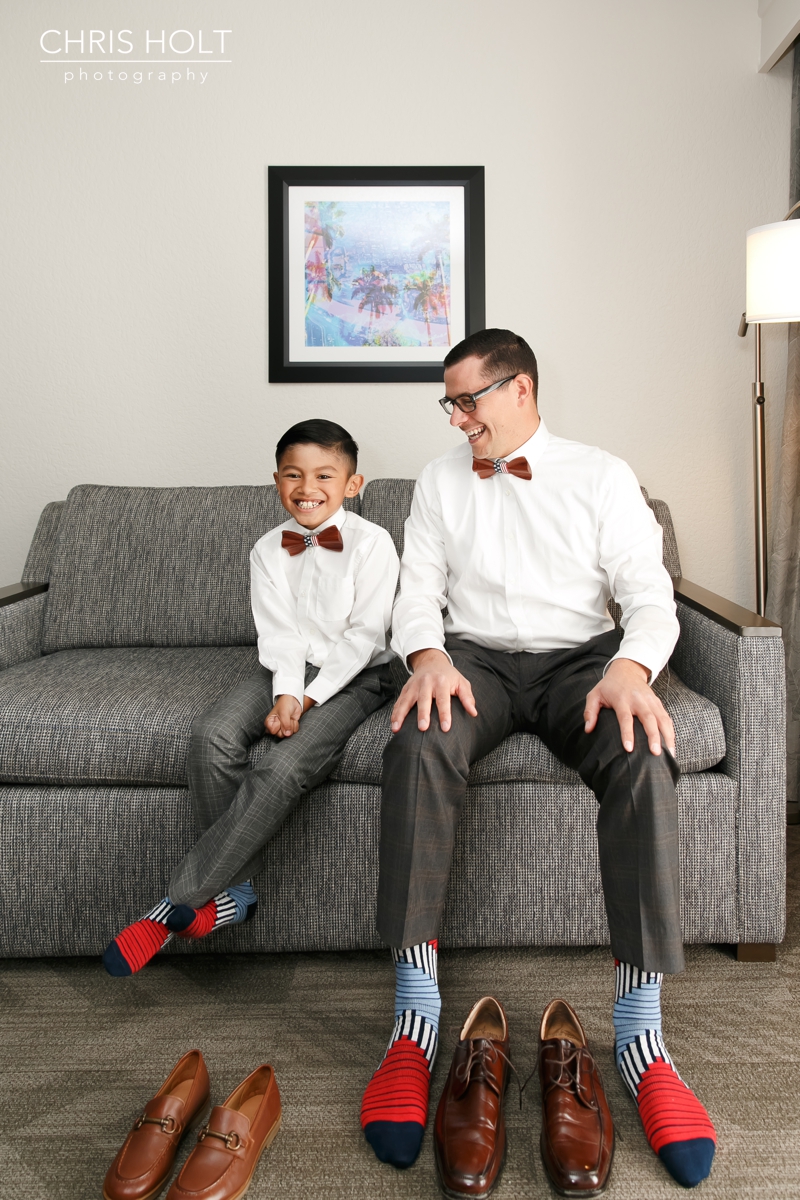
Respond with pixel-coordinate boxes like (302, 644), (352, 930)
(315, 575), (355, 621)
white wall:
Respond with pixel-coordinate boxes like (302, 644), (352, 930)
(0, 0), (792, 608)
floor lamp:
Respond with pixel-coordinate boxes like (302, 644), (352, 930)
(738, 203), (800, 616)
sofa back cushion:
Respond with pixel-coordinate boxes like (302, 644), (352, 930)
(22, 501), (65, 583)
(41, 485), (360, 651)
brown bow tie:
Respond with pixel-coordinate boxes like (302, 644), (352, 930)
(281, 525), (344, 556)
(472, 456), (532, 481)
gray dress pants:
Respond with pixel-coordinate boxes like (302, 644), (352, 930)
(377, 630), (684, 975)
(169, 661), (394, 908)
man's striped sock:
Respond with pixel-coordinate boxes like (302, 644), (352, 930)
(102, 898), (175, 977)
(361, 940), (441, 1168)
(166, 881), (258, 938)
(614, 960), (716, 1188)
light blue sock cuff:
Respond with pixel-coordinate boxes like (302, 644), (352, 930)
(613, 978), (663, 1062)
(394, 958), (442, 1028)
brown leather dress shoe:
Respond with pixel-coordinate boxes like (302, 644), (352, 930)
(103, 1049), (211, 1200)
(538, 999), (614, 1197)
(434, 996), (511, 1198)
(165, 1064), (281, 1200)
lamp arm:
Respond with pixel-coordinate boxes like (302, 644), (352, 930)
(784, 199), (800, 221)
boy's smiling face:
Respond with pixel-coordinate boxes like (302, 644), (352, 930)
(274, 442), (364, 530)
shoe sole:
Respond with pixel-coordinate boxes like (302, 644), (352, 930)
(539, 1132), (614, 1197)
(103, 1094), (211, 1200)
(215, 1112), (282, 1200)
(434, 1140), (506, 1199)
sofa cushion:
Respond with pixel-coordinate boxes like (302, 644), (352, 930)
(360, 479), (416, 559)
(0, 647), (260, 786)
(331, 669), (725, 786)
(41, 486), (360, 651)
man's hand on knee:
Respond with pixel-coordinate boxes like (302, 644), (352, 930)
(391, 648), (478, 734)
(583, 658), (675, 757)
(265, 694), (315, 739)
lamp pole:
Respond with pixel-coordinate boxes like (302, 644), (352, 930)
(739, 198), (800, 616)
(753, 322), (767, 616)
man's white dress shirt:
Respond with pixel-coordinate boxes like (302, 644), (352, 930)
(250, 506), (399, 707)
(392, 420), (679, 681)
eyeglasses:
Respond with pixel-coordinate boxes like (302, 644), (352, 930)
(438, 375), (517, 415)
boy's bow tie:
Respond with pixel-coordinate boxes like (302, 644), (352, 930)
(472, 456), (532, 481)
(281, 526), (344, 556)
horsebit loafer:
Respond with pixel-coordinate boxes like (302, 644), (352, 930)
(103, 1049), (211, 1200)
(434, 996), (512, 1198)
(538, 999), (614, 1197)
(165, 1063), (281, 1200)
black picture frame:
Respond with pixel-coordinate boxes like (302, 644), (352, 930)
(268, 165), (485, 383)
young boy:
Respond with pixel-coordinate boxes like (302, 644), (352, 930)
(103, 419), (399, 976)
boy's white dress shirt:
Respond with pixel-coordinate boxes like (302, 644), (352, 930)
(392, 420), (679, 682)
(250, 506), (399, 707)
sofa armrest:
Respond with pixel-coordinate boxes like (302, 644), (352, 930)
(669, 578), (785, 944)
(0, 582), (48, 671)
(0, 582), (48, 608)
(673, 577), (781, 637)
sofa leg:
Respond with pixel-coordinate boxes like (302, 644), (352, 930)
(736, 943), (776, 962)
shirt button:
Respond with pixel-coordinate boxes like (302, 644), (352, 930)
(505, 489), (511, 497)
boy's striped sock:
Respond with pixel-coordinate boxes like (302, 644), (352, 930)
(102, 898), (175, 977)
(166, 881), (258, 938)
(361, 940), (441, 1168)
(614, 960), (716, 1188)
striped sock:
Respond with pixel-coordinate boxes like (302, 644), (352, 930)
(614, 961), (716, 1188)
(361, 940), (440, 1168)
(102, 898), (175, 977)
(166, 881), (258, 938)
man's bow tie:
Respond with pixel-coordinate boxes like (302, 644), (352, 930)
(281, 525), (344, 556)
(472, 456), (532, 481)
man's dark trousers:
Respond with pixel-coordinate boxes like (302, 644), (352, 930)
(377, 629), (684, 975)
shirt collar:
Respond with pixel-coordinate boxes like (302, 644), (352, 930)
(499, 418), (550, 471)
(285, 504), (347, 537)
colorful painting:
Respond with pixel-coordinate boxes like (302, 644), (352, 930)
(268, 167), (485, 383)
(303, 199), (452, 349)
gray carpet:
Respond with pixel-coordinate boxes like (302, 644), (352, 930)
(3, 830), (800, 1200)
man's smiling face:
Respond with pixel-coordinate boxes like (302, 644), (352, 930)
(274, 442), (363, 530)
(443, 355), (538, 461)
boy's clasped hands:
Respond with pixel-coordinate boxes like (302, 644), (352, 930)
(264, 694), (316, 739)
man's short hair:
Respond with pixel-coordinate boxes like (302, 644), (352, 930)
(275, 419), (359, 475)
(444, 329), (538, 400)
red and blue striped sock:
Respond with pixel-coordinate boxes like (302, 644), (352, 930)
(361, 941), (440, 1168)
(614, 961), (716, 1188)
(166, 881), (258, 939)
(102, 898), (175, 977)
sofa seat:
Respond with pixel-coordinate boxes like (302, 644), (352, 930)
(0, 647), (259, 786)
(331, 669), (725, 786)
(0, 641), (725, 791)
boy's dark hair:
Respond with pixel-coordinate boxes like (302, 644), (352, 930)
(275, 419), (359, 475)
(443, 329), (538, 400)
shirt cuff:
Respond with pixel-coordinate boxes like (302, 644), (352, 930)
(604, 644), (660, 685)
(303, 675), (336, 706)
(271, 674), (305, 706)
(396, 632), (454, 672)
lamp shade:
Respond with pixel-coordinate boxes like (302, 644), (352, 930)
(746, 220), (800, 323)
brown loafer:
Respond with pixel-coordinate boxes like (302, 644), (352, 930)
(165, 1064), (281, 1200)
(434, 996), (511, 1198)
(538, 999), (614, 1197)
(103, 1049), (211, 1200)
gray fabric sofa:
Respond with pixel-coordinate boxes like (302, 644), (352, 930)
(0, 482), (785, 959)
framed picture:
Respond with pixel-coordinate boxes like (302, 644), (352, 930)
(268, 166), (485, 383)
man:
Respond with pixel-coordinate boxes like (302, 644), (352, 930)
(360, 330), (716, 1190)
